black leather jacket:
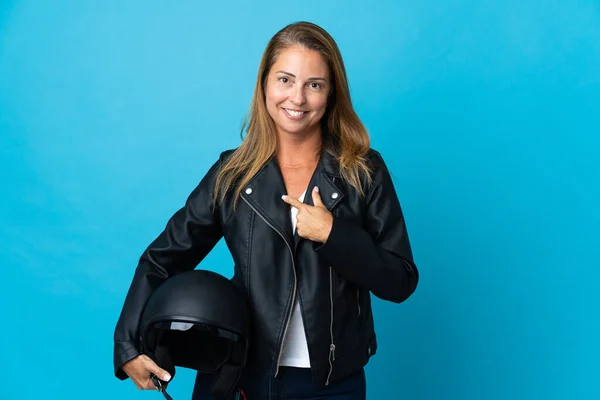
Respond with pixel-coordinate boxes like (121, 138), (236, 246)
(113, 147), (419, 388)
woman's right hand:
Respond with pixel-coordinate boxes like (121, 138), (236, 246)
(122, 354), (172, 390)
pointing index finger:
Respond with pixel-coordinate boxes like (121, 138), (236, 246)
(282, 195), (304, 209)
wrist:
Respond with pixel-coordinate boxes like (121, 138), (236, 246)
(320, 217), (333, 243)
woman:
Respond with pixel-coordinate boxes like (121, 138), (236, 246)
(113, 21), (419, 399)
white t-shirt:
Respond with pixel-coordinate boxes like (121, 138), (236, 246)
(279, 190), (311, 368)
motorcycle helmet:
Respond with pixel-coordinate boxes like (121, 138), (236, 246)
(139, 269), (251, 400)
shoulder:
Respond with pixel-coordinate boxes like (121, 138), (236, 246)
(205, 148), (238, 172)
(362, 148), (392, 182)
(362, 148), (397, 196)
(365, 148), (387, 170)
(218, 148), (238, 162)
(198, 148), (239, 183)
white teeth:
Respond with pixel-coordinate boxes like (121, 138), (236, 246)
(285, 109), (305, 117)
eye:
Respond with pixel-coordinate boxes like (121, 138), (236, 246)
(308, 82), (322, 90)
(278, 77), (289, 84)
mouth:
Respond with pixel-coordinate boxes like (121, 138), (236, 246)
(282, 108), (308, 119)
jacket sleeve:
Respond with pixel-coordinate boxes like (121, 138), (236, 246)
(315, 151), (419, 303)
(112, 154), (226, 380)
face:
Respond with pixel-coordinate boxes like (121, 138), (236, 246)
(265, 46), (331, 139)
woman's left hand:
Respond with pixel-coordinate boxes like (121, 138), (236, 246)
(282, 186), (333, 243)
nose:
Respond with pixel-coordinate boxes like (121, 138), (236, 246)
(290, 84), (306, 106)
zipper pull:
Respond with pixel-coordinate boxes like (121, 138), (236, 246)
(330, 343), (336, 361)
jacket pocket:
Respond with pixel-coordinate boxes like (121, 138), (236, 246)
(366, 334), (377, 359)
(356, 287), (367, 330)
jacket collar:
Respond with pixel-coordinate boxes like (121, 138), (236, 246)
(239, 148), (345, 250)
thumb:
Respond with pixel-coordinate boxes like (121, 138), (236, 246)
(148, 359), (171, 382)
(312, 186), (325, 207)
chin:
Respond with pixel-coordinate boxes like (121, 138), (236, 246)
(279, 123), (311, 136)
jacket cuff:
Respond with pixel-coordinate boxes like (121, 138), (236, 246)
(114, 341), (141, 380)
(313, 216), (358, 262)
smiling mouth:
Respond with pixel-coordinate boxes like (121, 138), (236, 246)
(283, 108), (307, 118)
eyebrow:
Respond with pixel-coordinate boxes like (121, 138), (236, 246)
(274, 70), (328, 81)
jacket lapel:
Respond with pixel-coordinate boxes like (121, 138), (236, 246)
(239, 149), (346, 251)
(239, 157), (295, 250)
(293, 150), (345, 248)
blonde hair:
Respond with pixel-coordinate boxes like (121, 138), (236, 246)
(214, 21), (372, 207)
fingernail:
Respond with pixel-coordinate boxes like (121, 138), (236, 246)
(314, 186), (319, 192)
(164, 373), (171, 381)
(281, 195), (287, 200)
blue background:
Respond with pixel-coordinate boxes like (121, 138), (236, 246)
(1, 1), (599, 399)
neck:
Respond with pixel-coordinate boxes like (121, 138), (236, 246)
(276, 128), (322, 167)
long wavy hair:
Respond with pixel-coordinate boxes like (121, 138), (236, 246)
(214, 21), (373, 207)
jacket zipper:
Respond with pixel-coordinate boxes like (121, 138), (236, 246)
(325, 266), (336, 385)
(327, 176), (337, 385)
(241, 196), (297, 377)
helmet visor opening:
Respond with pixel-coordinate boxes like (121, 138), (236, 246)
(152, 322), (237, 373)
